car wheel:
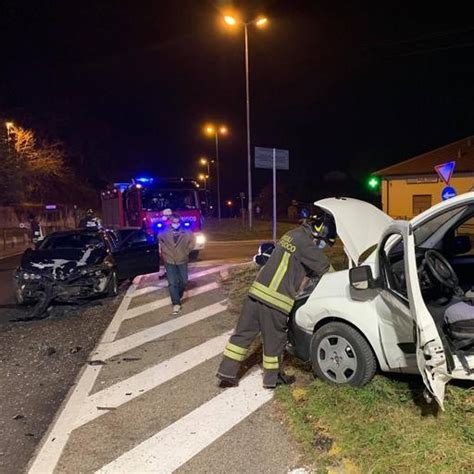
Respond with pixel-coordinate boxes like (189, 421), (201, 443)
(107, 270), (118, 297)
(310, 322), (376, 387)
(189, 250), (199, 261)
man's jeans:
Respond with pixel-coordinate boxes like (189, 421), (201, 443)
(164, 263), (188, 305)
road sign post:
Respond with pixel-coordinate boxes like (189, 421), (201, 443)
(255, 147), (289, 243)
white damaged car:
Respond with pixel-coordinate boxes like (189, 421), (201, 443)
(288, 192), (474, 408)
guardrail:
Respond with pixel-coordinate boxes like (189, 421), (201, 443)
(1, 228), (31, 251)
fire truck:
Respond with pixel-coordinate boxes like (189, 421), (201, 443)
(101, 177), (206, 257)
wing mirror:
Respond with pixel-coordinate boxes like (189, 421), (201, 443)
(349, 265), (376, 290)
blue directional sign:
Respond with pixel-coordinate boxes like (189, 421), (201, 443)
(435, 161), (456, 185)
(441, 186), (457, 201)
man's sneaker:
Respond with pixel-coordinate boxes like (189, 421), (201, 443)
(172, 304), (181, 315)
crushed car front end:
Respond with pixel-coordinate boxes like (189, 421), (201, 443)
(14, 261), (114, 305)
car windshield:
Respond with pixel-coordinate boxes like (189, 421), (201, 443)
(414, 205), (468, 247)
(141, 189), (198, 211)
(39, 233), (104, 250)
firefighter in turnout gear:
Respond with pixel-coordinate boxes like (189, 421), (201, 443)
(217, 214), (336, 388)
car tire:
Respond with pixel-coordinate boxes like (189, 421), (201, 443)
(189, 250), (199, 261)
(310, 322), (377, 387)
(107, 270), (118, 297)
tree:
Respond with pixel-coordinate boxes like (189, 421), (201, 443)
(0, 120), (23, 204)
(11, 126), (66, 201)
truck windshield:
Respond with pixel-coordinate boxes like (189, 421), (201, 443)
(141, 189), (198, 211)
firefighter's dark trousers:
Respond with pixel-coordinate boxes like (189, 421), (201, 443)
(217, 296), (288, 387)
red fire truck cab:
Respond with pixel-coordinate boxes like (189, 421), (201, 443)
(101, 178), (206, 256)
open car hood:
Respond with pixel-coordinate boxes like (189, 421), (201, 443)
(314, 197), (393, 263)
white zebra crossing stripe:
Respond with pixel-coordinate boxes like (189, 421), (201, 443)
(92, 300), (227, 361)
(28, 288), (134, 474)
(132, 265), (230, 298)
(74, 331), (231, 429)
(123, 282), (219, 320)
(96, 370), (273, 473)
(28, 262), (239, 474)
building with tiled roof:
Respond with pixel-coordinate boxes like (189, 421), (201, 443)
(374, 136), (474, 218)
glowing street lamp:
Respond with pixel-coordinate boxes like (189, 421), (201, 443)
(223, 13), (269, 230)
(198, 173), (209, 190)
(203, 124), (228, 219)
(224, 15), (237, 26)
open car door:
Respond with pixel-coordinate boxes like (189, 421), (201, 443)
(395, 221), (451, 409)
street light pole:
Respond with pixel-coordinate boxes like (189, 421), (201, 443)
(244, 24), (253, 230)
(223, 15), (268, 230)
(203, 126), (227, 220)
(215, 131), (221, 220)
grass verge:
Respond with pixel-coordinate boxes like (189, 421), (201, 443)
(205, 218), (296, 241)
(223, 255), (474, 473)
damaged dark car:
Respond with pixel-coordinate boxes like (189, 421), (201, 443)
(14, 228), (159, 319)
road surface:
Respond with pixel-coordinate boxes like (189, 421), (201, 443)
(28, 262), (301, 473)
(1, 240), (304, 474)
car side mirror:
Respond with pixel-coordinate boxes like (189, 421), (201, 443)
(349, 265), (375, 290)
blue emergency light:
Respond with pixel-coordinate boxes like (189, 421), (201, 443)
(136, 177), (154, 184)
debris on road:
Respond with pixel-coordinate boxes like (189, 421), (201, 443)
(13, 415), (24, 421)
(87, 360), (107, 366)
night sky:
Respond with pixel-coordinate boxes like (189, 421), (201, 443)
(1, 0), (474, 202)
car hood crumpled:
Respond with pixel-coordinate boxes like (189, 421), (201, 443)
(314, 197), (393, 264)
(20, 247), (105, 278)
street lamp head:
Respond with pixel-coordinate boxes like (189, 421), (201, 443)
(219, 126), (228, 135)
(198, 173), (206, 181)
(226, 200), (233, 206)
(255, 17), (268, 27)
(204, 125), (215, 135)
(224, 15), (237, 26)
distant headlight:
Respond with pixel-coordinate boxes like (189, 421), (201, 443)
(195, 233), (206, 245)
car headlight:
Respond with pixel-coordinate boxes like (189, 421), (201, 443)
(195, 234), (206, 245)
(21, 272), (42, 280)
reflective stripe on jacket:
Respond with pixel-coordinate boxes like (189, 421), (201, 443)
(248, 224), (330, 314)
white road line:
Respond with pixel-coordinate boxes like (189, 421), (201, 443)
(93, 300), (228, 361)
(132, 265), (230, 298)
(96, 370), (273, 473)
(28, 284), (136, 474)
(124, 281), (219, 320)
(74, 331), (231, 429)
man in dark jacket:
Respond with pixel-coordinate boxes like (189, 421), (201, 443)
(159, 214), (195, 315)
(217, 214), (336, 388)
